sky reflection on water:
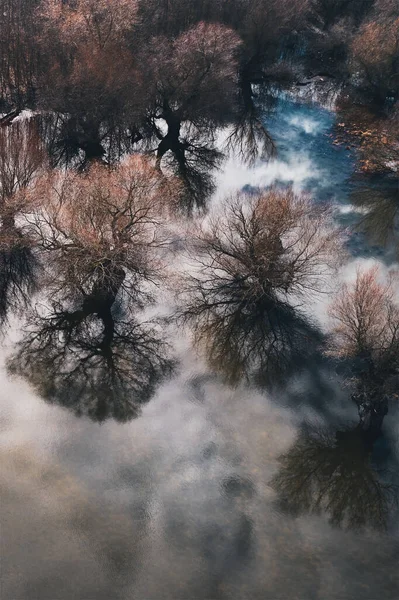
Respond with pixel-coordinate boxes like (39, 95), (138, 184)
(1, 99), (398, 600)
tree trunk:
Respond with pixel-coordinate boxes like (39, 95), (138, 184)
(156, 101), (181, 167)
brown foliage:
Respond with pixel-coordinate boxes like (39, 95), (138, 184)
(35, 0), (144, 163)
(328, 267), (399, 370)
(37, 0), (138, 50)
(350, 7), (399, 104)
(39, 44), (144, 135)
(26, 155), (179, 303)
(146, 22), (242, 124)
(177, 188), (342, 376)
(185, 188), (341, 300)
(334, 100), (399, 175)
(141, 22), (242, 209)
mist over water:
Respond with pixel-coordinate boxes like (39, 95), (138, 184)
(1, 99), (399, 600)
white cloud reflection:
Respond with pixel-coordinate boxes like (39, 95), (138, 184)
(1, 100), (398, 600)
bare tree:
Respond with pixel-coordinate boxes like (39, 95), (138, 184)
(328, 267), (399, 367)
(349, 2), (399, 107)
(37, 0), (138, 51)
(7, 152), (178, 418)
(35, 0), (144, 165)
(25, 155), (179, 307)
(177, 188), (342, 379)
(141, 21), (242, 210)
(328, 267), (399, 435)
(0, 120), (46, 217)
(0, 225), (39, 325)
(0, 0), (40, 109)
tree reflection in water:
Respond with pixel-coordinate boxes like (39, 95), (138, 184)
(8, 300), (174, 423)
(271, 421), (398, 530)
(0, 121), (45, 326)
(178, 188), (340, 384)
(0, 224), (39, 326)
(271, 266), (399, 530)
(351, 179), (399, 259)
(187, 296), (323, 386)
(225, 79), (277, 166)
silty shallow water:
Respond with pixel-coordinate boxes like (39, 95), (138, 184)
(1, 98), (398, 600)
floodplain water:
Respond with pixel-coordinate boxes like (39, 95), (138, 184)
(1, 98), (398, 600)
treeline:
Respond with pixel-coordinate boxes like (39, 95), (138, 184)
(1, 0), (397, 112)
(0, 0), (397, 199)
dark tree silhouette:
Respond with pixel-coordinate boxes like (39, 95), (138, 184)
(8, 301), (174, 422)
(350, 181), (399, 259)
(181, 294), (323, 385)
(271, 421), (398, 530)
(35, 0), (145, 166)
(0, 121), (45, 325)
(0, 224), (39, 326)
(177, 188), (342, 381)
(225, 81), (276, 165)
(141, 21), (241, 210)
(0, 0), (40, 109)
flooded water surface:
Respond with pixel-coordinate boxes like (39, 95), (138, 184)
(1, 99), (398, 600)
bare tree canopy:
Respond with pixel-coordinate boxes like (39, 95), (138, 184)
(25, 154), (179, 306)
(328, 267), (399, 435)
(328, 267), (399, 372)
(177, 188), (342, 381)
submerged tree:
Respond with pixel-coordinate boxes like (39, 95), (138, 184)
(271, 421), (398, 530)
(8, 155), (178, 420)
(35, 0), (144, 165)
(177, 188), (341, 382)
(328, 267), (399, 436)
(141, 21), (242, 211)
(25, 154), (178, 307)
